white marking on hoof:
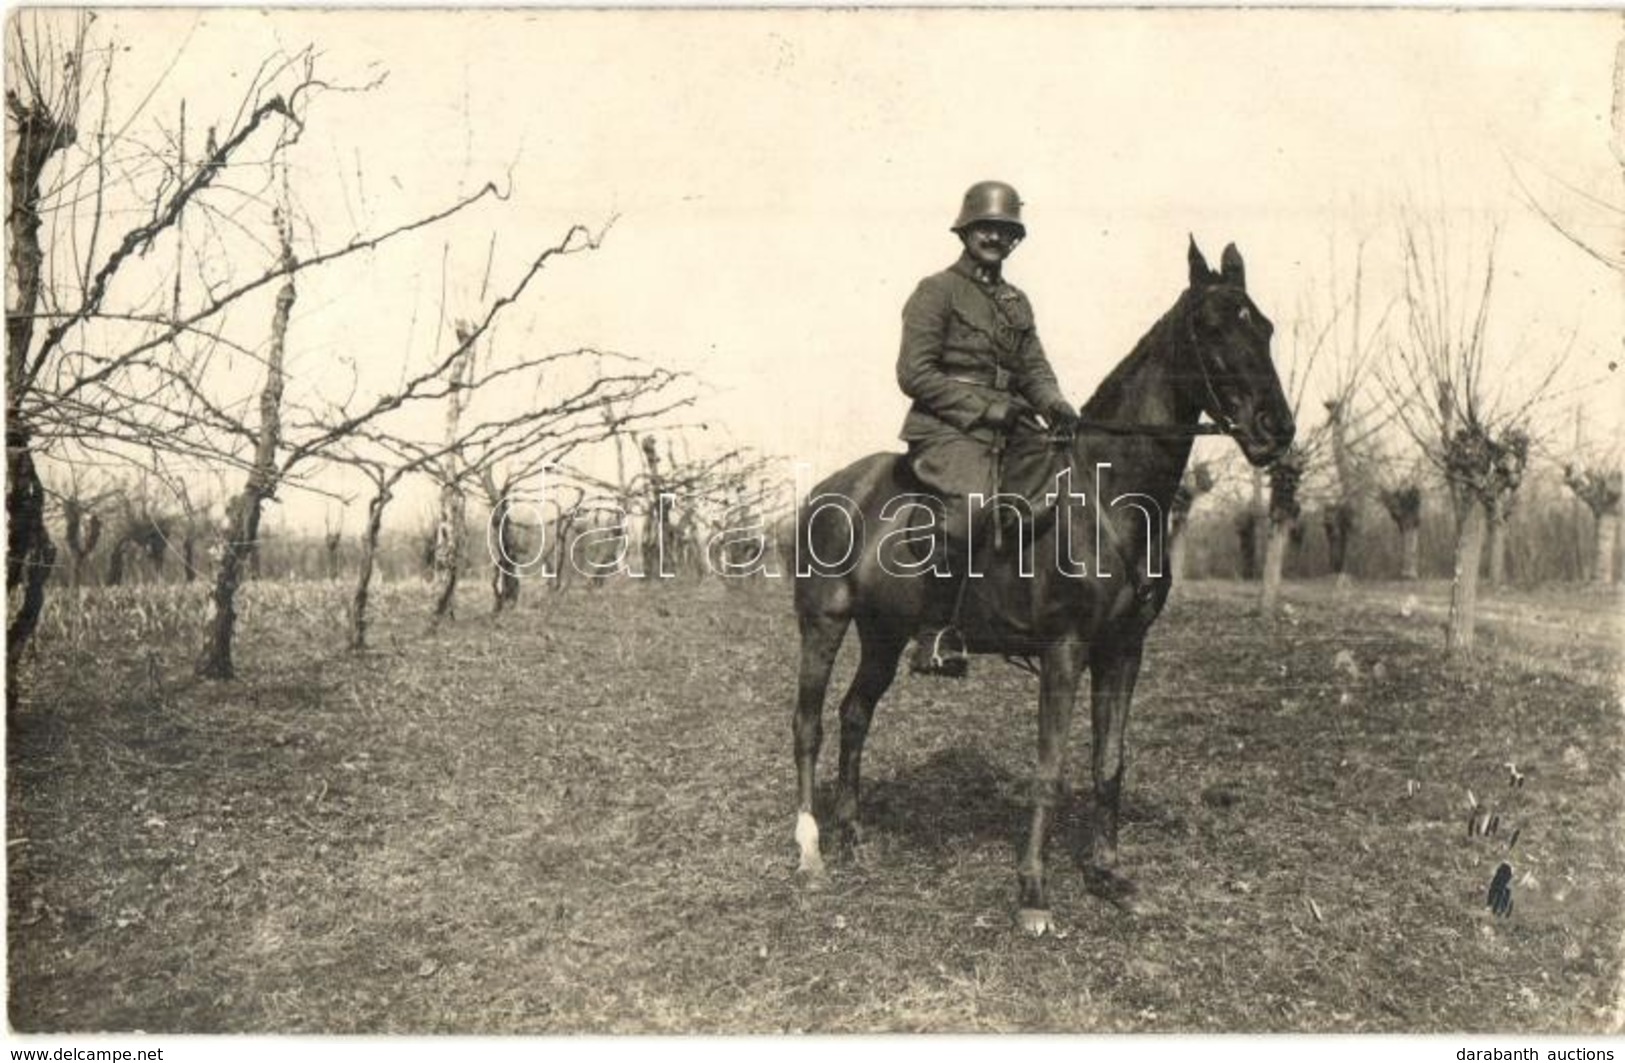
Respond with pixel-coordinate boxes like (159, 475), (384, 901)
(795, 812), (824, 876)
(1017, 908), (1054, 936)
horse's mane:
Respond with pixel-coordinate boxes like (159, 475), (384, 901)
(1078, 289), (1192, 422)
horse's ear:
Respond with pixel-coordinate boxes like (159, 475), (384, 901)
(1188, 236), (1213, 287)
(1220, 243), (1246, 290)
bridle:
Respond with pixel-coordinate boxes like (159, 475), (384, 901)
(1057, 288), (1243, 442)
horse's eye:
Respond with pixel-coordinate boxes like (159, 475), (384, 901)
(1238, 307), (1252, 324)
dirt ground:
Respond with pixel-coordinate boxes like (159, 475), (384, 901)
(7, 575), (1622, 1032)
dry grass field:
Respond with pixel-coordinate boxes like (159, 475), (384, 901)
(7, 574), (1622, 1033)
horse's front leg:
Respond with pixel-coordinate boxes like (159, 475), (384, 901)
(1086, 640), (1145, 899)
(1016, 634), (1088, 935)
(832, 625), (908, 857)
(794, 610), (849, 878)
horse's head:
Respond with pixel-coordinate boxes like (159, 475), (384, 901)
(1183, 238), (1295, 466)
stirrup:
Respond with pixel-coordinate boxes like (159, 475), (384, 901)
(910, 626), (968, 678)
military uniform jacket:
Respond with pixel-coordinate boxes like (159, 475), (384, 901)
(896, 255), (1066, 450)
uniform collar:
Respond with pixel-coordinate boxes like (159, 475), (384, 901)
(951, 252), (1002, 288)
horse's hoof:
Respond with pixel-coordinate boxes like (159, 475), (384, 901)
(797, 857), (828, 890)
(795, 812), (825, 881)
(1084, 866), (1144, 913)
(1017, 908), (1054, 936)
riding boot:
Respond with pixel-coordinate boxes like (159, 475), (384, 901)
(910, 497), (973, 678)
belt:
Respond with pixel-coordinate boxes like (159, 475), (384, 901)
(946, 366), (1012, 391)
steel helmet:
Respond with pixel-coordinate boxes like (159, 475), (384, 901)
(951, 180), (1026, 238)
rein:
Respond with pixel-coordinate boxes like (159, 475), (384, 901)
(1048, 294), (1241, 442)
(1067, 420), (1230, 438)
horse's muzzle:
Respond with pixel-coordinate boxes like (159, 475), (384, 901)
(1238, 407), (1295, 466)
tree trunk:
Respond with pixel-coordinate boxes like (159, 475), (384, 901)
(430, 323), (476, 624)
(6, 76), (77, 682)
(1166, 468), (1211, 587)
(197, 205), (294, 679)
(350, 488), (390, 651)
(1258, 455), (1302, 613)
(551, 508), (578, 593)
(325, 534), (342, 581)
(6, 429), (57, 677)
(1595, 512), (1619, 585)
(1324, 503), (1356, 584)
(198, 493), (265, 679)
(1250, 467), (1269, 579)
(106, 536), (129, 586)
(430, 480), (465, 624)
(1447, 499), (1487, 657)
(62, 502), (100, 590)
(1259, 518), (1291, 612)
(1235, 513), (1258, 581)
(1400, 526), (1421, 581)
(1168, 522), (1191, 583)
(1485, 499), (1508, 588)
(490, 510), (523, 613)
(1324, 401), (1358, 584)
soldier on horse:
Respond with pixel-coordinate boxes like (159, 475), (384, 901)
(896, 180), (1079, 674)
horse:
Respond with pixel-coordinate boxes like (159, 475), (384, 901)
(790, 238), (1295, 934)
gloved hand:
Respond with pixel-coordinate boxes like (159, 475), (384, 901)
(1045, 399), (1079, 428)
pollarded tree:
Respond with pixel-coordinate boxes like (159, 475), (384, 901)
(1564, 462), (1623, 584)
(50, 472), (115, 589)
(1168, 462), (1215, 582)
(1258, 447), (1307, 612)
(1312, 237), (1396, 586)
(1380, 213), (1564, 656)
(1379, 482), (1425, 581)
(1256, 234), (1393, 611)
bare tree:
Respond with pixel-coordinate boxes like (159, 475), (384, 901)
(1233, 482), (1263, 582)
(1168, 462), (1214, 583)
(323, 510), (344, 582)
(1508, 26), (1624, 280)
(1484, 470), (1523, 588)
(192, 215), (615, 675)
(1379, 482), (1426, 581)
(196, 189), (297, 677)
(457, 359), (690, 613)
(5, 13), (85, 671)
(427, 321), (479, 625)
(1257, 236), (1396, 609)
(333, 350), (689, 647)
(104, 485), (178, 587)
(4, 20), (530, 684)
(1379, 214), (1562, 656)
(51, 471), (114, 589)
(1258, 448), (1306, 612)
(1505, 38), (1625, 586)
(1564, 462), (1623, 584)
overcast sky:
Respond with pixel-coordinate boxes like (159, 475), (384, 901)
(23, 7), (1624, 528)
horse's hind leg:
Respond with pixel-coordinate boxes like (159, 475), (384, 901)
(832, 622), (909, 855)
(794, 608), (850, 877)
(1084, 639), (1145, 906)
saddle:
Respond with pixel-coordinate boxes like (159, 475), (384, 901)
(899, 424), (1074, 676)
(893, 423), (1072, 567)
